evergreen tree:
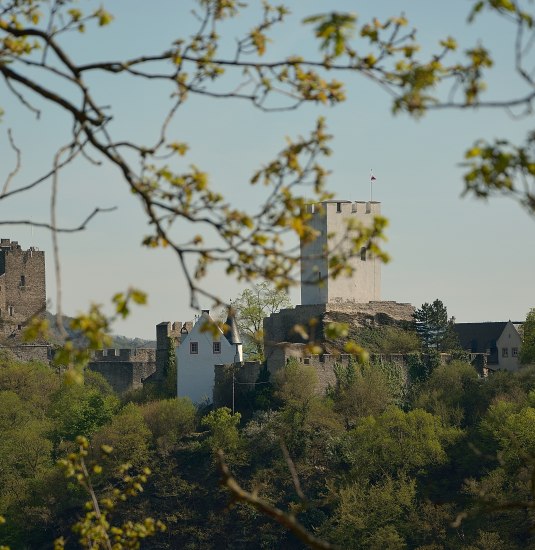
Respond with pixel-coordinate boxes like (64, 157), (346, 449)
(413, 299), (458, 352)
(520, 308), (535, 365)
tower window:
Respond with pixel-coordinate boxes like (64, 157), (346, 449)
(8, 306), (14, 316)
(360, 247), (367, 261)
(20, 275), (25, 287)
(336, 202), (342, 213)
(190, 341), (199, 354)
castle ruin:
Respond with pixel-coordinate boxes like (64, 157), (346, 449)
(0, 238), (46, 339)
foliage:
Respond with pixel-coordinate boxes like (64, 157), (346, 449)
(413, 361), (481, 428)
(55, 436), (165, 550)
(90, 404), (151, 470)
(332, 324), (420, 355)
(520, 308), (535, 365)
(335, 407), (462, 481)
(140, 398), (196, 455)
(232, 282), (292, 360)
(274, 358), (318, 412)
(331, 359), (394, 429)
(201, 407), (243, 462)
(413, 299), (459, 352)
(4, 356), (535, 547)
(50, 372), (119, 443)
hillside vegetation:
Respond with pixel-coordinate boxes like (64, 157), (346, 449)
(1, 351), (535, 548)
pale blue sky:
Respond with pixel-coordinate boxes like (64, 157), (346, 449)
(0, 1), (533, 338)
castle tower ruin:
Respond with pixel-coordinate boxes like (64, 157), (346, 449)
(300, 200), (381, 305)
(0, 239), (46, 338)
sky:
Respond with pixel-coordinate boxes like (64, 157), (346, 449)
(0, 0), (533, 339)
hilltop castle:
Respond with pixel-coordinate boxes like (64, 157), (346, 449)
(264, 200), (414, 376)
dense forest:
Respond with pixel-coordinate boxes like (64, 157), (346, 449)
(2, 335), (535, 549)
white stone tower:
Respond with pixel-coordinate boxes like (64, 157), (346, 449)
(300, 200), (381, 305)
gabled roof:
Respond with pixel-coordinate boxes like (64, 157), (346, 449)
(224, 312), (242, 345)
(454, 322), (507, 352)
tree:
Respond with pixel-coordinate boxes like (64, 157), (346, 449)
(233, 282), (292, 360)
(520, 308), (535, 365)
(1, 0), (533, 323)
(413, 299), (458, 352)
(201, 407), (243, 463)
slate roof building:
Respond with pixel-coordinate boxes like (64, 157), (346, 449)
(454, 321), (522, 371)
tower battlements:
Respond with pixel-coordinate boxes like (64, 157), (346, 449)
(305, 200), (381, 216)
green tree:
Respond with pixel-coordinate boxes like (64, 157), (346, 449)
(520, 308), (535, 365)
(232, 282), (292, 360)
(201, 407), (243, 462)
(336, 407), (462, 481)
(332, 360), (393, 429)
(413, 360), (481, 428)
(140, 397), (196, 454)
(49, 372), (119, 443)
(414, 299), (458, 352)
(90, 403), (151, 470)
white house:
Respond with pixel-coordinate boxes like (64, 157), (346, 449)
(176, 310), (243, 403)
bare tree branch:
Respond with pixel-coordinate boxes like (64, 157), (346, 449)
(218, 450), (338, 550)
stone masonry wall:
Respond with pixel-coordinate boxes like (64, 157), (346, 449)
(0, 239), (46, 338)
(267, 342), (408, 393)
(88, 348), (156, 393)
(2, 344), (52, 363)
(213, 361), (263, 409)
(264, 301), (415, 373)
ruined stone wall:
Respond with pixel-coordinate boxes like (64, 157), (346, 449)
(0, 239), (46, 338)
(1, 344), (52, 363)
(91, 348), (156, 363)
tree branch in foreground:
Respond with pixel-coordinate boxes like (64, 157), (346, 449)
(218, 450), (338, 550)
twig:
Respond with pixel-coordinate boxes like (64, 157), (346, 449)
(2, 129), (21, 195)
(280, 439), (307, 503)
(218, 450), (338, 550)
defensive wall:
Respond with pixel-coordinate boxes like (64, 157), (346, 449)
(213, 360), (263, 409)
(87, 320), (192, 394)
(265, 343), (490, 394)
(264, 301), (415, 373)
